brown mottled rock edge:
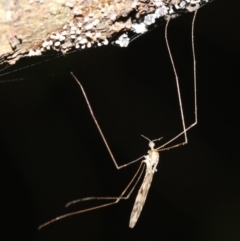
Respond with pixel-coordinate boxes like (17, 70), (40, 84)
(0, 0), (213, 65)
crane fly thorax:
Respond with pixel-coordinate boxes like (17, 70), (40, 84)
(148, 150), (159, 165)
(143, 149), (159, 174)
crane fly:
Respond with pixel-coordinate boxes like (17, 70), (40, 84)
(39, 10), (198, 230)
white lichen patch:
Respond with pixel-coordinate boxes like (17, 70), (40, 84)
(115, 34), (130, 47)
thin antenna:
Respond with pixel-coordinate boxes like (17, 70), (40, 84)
(141, 135), (163, 143)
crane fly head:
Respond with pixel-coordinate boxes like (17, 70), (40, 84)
(149, 141), (155, 149)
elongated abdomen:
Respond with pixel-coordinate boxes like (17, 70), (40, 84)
(129, 171), (154, 228)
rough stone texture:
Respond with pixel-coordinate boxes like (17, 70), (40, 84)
(0, 0), (213, 65)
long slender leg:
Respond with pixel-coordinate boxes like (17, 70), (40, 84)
(71, 72), (144, 169)
(38, 161), (145, 230)
(165, 17), (188, 145)
(155, 10), (198, 152)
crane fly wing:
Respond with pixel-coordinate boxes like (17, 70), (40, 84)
(129, 169), (154, 228)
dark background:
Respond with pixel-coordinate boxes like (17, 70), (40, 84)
(0, 0), (239, 240)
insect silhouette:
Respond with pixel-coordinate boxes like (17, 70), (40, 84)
(38, 10), (198, 230)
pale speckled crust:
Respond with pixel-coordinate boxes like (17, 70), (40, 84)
(129, 148), (160, 228)
(0, 0), (213, 65)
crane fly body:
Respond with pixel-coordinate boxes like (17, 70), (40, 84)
(129, 138), (160, 228)
(38, 10), (198, 230)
